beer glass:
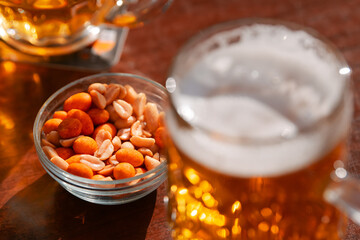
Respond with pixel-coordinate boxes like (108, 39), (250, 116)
(165, 19), (357, 239)
(0, 0), (172, 56)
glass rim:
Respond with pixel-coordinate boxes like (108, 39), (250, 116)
(166, 18), (352, 145)
(33, 72), (168, 187)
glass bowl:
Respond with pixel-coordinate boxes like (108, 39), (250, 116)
(33, 73), (168, 205)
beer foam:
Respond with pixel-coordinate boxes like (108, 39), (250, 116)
(167, 23), (352, 177)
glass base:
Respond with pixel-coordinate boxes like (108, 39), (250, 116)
(0, 25), (128, 71)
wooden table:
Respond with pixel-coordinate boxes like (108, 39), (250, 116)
(1, 0), (360, 239)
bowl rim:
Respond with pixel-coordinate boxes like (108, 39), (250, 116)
(33, 72), (168, 187)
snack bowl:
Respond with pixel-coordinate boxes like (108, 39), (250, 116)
(33, 73), (168, 205)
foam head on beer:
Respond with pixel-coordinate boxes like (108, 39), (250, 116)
(167, 23), (352, 178)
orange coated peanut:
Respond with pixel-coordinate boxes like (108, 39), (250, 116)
(87, 108), (109, 125)
(73, 136), (98, 155)
(63, 92), (92, 112)
(42, 118), (62, 134)
(116, 148), (144, 167)
(67, 109), (94, 136)
(55, 147), (75, 160)
(57, 118), (82, 139)
(113, 162), (135, 180)
(67, 162), (94, 179)
(52, 110), (68, 120)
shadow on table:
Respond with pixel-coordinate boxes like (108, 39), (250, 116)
(0, 174), (157, 240)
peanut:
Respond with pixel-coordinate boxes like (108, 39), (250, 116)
(112, 136), (122, 151)
(144, 103), (159, 133)
(116, 148), (144, 167)
(79, 154), (105, 171)
(124, 84), (138, 104)
(95, 139), (114, 160)
(42, 145), (58, 159)
(144, 156), (161, 171)
(55, 147), (75, 160)
(50, 156), (69, 171)
(67, 109), (94, 136)
(46, 130), (60, 146)
(67, 162), (94, 179)
(59, 135), (82, 147)
(94, 129), (112, 147)
(53, 110), (68, 120)
(130, 135), (155, 148)
(114, 116), (136, 129)
(58, 118), (82, 139)
(88, 83), (106, 94)
(117, 128), (131, 140)
(130, 120), (143, 136)
(93, 123), (117, 139)
(104, 84), (121, 105)
(113, 99), (133, 119)
(133, 93), (146, 117)
(121, 141), (135, 149)
(87, 108), (109, 125)
(113, 162), (135, 180)
(90, 89), (106, 109)
(42, 118), (62, 134)
(63, 92), (92, 112)
(73, 136), (98, 155)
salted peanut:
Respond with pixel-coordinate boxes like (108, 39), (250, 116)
(159, 154), (166, 163)
(116, 148), (144, 167)
(53, 111), (68, 120)
(117, 84), (127, 99)
(63, 92), (92, 112)
(144, 103), (159, 133)
(104, 84), (121, 105)
(67, 162), (94, 179)
(93, 123), (117, 138)
(91, 174), (106, 180)
(42, 139), (56, 148)
(57, 118), (82, 139)
(88, 83), (106, 94)
(97, 164), (114, 176)
(138, 147), (153, 157)
(55, 147), (75, 160)
(114, 116), (136, 129)
(158, 111), (165, 127)
(142, 130), (152, 138)
(130, 135), (155, 148)
(133, 93), (146, 117)
(59, 135), (82, 147)
(42, 145), (59, 159)
(87, 108), (109, 125)
(106, 105), (120, 122)
(108, 154), (119, 165)
(42, 118), (62, 134)
(73, 136), (98, 155)
(46, 131), (60, 146)
(124, 84), (138, 104)
(95, 139), (114, 160)
(130, 120), (143, 136)
(117, 128), (131, 140)
(121, 141), (134, 149)
(112, 136), (122, 151)
(65, 154), (81, 164)
(144, 156), (161, 171)
(113, 162), (136, 180)
(149, 143), (159, 154)
(154, 127), (167, 148)
(89, 89), (106, 109)
(135, 167), (147, 176)
(153, 152), (160, 160)
(79, 154), (105, 171)
(67, 109), (94, 136)
(50, 156), (69, 171)
(113, 99), (133, 119)
(94, 129), (112, 147)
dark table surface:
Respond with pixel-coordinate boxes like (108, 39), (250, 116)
(1, 0), (360, 239)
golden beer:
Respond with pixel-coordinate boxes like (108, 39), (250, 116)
(165, 20), (353, 239)
(0, 0), (172, 55)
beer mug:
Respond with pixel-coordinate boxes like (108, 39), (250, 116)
(165, 19), (358, 239)
(0, 0), (172, 56)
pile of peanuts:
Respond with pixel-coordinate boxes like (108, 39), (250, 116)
(41, 82), (167, 183)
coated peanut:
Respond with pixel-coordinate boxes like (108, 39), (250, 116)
(40, 81), (167, 183)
